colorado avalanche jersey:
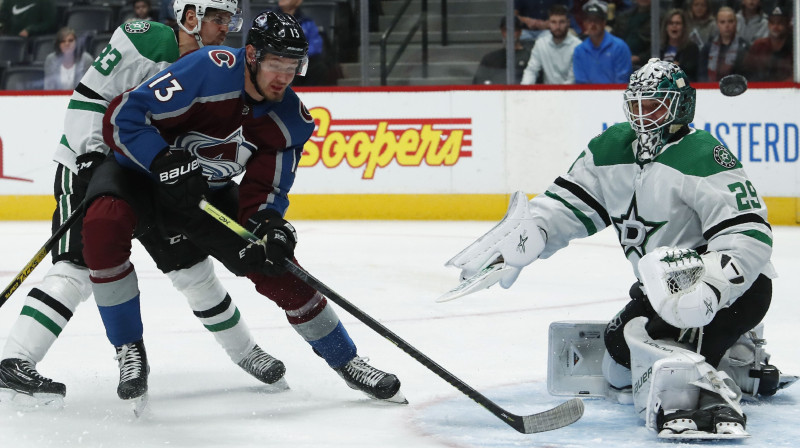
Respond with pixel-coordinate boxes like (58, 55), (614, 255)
(53, 21), (179, 173)
(103, 46), (314, 220)
(529, 122), (776, 302)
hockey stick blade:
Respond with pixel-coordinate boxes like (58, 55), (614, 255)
(436, 262), (512, 302)
(199, 199), (585, 434)
(0, 200), (86, 308)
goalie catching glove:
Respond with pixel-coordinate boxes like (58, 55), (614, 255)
(638, 247), (744, 328)
(242, 209), (297, 276)
(446, 191), (545, 290)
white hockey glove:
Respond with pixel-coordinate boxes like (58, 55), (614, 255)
(445, 191), (545, 290)
(638, 247), (742, 329)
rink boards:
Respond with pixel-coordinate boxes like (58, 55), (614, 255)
(0, 85), (798, 223)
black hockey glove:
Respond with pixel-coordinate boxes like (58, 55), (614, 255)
(150, 150), (208, 217)
(243, 209), (297, 276)
(75, 151), (107, 184)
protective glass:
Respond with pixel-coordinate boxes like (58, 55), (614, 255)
(622, 90), (679, 133)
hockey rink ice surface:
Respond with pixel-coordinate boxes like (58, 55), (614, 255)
(1, 220), (799, 448)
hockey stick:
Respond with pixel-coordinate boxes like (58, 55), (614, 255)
(0, 200), (86, 308)
(199, 199), (584, 434)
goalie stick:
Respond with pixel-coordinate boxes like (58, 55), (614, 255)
(0, 200), (86, 308)
(199, 199), (584, 434)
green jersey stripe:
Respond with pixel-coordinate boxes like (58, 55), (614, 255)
(68, 99), (107, 114)
(203, 308), (242, 333)
(20, 306), (63, 337)
(545, 191), (598, 236)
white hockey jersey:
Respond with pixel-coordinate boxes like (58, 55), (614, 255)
(530, 122), (776, 302)
(53, 21), (180, 173)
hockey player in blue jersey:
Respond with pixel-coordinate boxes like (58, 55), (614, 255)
(82, 11), (405, 407)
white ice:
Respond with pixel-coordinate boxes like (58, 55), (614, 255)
(1, 221), (798, 447)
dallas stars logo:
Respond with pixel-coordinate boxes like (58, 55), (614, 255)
(517, 233), (528, 254)
(611, 194), (666, 258)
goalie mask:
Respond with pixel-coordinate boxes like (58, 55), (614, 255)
(623, 58), (696, 162)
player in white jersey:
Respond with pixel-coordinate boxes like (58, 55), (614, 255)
(445, 59), (781, 438)
(0, 0), (288, 410)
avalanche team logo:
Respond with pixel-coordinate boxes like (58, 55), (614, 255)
(175, 128), (254, 182)
(209, 49), (236, 68)
(713, 145), (738, 169)
(124, 21), (151, 33)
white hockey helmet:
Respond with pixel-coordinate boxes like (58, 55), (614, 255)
(173, 0), (243, 40)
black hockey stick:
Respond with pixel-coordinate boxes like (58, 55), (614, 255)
(199, 199), (584, 434)
(0, 200), (87, 308)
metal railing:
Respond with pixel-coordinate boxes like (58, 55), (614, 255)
(379, 0), (428, 85)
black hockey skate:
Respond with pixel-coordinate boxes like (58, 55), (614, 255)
(237, 344), (288, 389)
(334, 356), (406, 404)
(657, 405), (749, 440)
(114, 339), (149, 416)
(0, 358), (66, 409)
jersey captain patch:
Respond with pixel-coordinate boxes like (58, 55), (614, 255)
(124, 21), (151, 33)
(209, 49), (236, 68)
(713, 145), (737, 169)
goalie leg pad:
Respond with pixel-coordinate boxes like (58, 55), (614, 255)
(623, 316), (698, 420)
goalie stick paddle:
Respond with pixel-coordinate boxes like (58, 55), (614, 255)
(199, 199), (584, 434)
(0, 200), (86, 308)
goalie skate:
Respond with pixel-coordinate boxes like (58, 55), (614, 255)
(0, 358), (66, 410)
(657, 405), (750, 440)
(335, 356), (407, 404)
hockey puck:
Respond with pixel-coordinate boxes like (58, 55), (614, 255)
(719, 74), (748, 97)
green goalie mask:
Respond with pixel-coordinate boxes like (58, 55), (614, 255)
(623, 58), (696, 162)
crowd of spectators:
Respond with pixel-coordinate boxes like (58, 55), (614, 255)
(474, 0), (795, 85)
(0, 0), (342, 89)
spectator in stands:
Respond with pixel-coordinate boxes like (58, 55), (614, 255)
(744, 4), (793, 81)
(613, 0), (651, 70)
(473, 16), (534, 84)
(273, 0), (338, 86)
(686, 0), (717, 50)
(0, 0), (57, 37)
(43, 27), (94, 90)
(699, 6), (749, 81)
(736, 0), (769, 45)
(521, 5), (581, 84)
(515, 0), (569, 41)
(127, 0), (155, 22)
(571, 0), (626, 36)
(659, 9), (700, 81)
(573, 1), (632, 84)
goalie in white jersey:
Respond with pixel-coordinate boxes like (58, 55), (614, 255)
(445, 59), (785, 438)
(0, 0), (290, 411)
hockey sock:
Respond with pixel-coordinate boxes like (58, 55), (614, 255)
(291, 303), (356, 368)
(97, 295), (144, 347)
(2, 261), (91, 362)
(167, 258), (255, 363)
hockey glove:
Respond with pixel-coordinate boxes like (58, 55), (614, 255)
(150, 150), (208, 217)
(639, 247), (742, 328)
(445, 191), (545, 290)
(75, 151), (107, 184)
(244, 209), (298, 276)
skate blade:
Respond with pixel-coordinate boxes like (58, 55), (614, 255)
(658, 429), (751, 440)
(264, 377), (290, 392)
(0, 389), (65, 411)
(128, 393), (149, 418)
(375, 388), (408, 404)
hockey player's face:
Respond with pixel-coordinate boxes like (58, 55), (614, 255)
(200, 11), (232, 46)
(628, 98), (671, 129)
(256, 54), (298, 101)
